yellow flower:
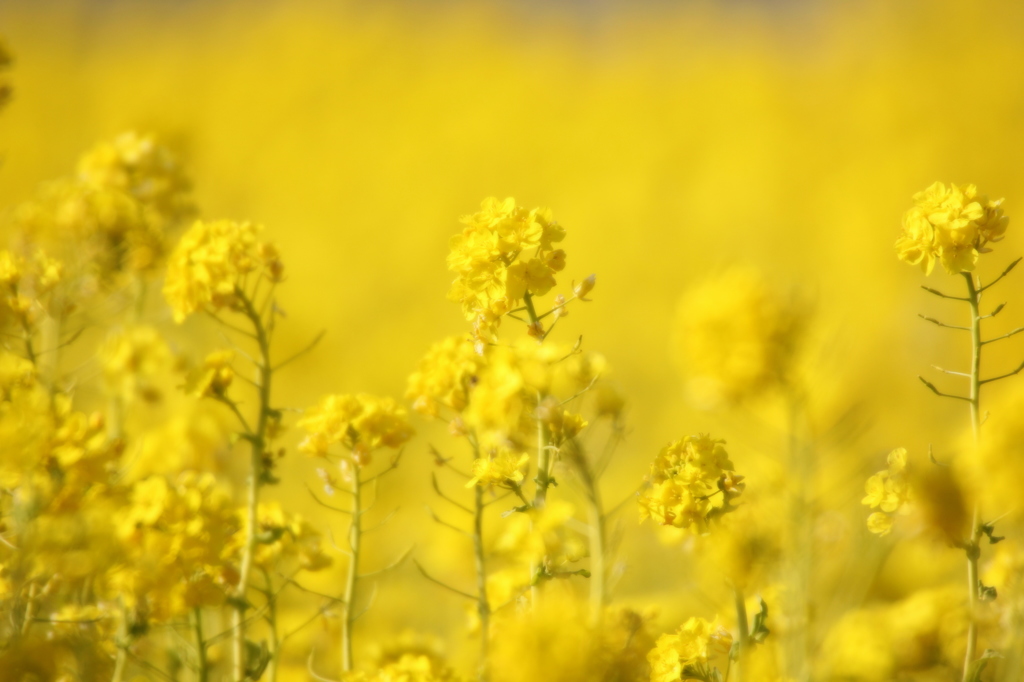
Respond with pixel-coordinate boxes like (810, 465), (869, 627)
(638, 434), (743, 534)
(446, 197), (566, 344)
(674, 268), (807, 408)
(896, 181), (1008, 275)
(465, 448), (529, 489)
(298, 393), (413, 462)
(192, 350), (236, 398)
(406, 335), (484, 418)
(648, 616), (732, 682)
(163, 219), (283, 323)
(99, 325), (171, 403)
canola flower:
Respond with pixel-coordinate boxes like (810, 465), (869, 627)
(638, 434), (744, 534)
(648, 617), (733, 682)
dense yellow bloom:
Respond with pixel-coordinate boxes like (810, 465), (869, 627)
(465, 448), (529, 489)
(447, 197), (566, 345)
(862, 448), (910, 536)
(648, 616), (732, 682)
(163, 219), (284, 322)
(674, 268), (807, 408)
(230, 501), (331, 572)
(406, 335), (484, 418)
(76, 131), (194, 230)
(638, 434), (743, 533)
(896, 182), (1008, 275)
(113, 471), (238, 622)
(298, 393), (413, 463)
(0, 248), (63, 328)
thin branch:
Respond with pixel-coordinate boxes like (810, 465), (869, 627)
(125, 650), (177, 682)
(359, 546), (413, 580)
(482, 490), (514, 507)
(979, 256), (1022, 293)
(981, 326), (1024, 346)
(603, 485), (644, 520)
(307, 648), (340, 682)
(305, 483), (353, 515)
(918, 376), (971, 402)
(351, 582), (378, 622)
(980, 359), (1024, 385)
(931, 365), (971, 378)
(208, 312), (256, 339)
(431, 473), (473, 514)
(362, 448), (405, 485)
(921, 285), (968, 301)
(273, 330), (326, 372)
(426, 506), (472, 538)
(363, 507), (400, 533)
(918, 314), (970, 331)
(560, 375), (600, 407)
(981, 303), (1006, 319)
(413, 560), (477, 601)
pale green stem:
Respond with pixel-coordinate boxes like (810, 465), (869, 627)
(232, 290), (274, 682)
(342, 467), (362, 673)
(193, 607), (208, 682)
(473, 485), (490, 681)
(733, 588), (749, 682)
(263, 570), (280, 682)
(963, 272), (983, 681)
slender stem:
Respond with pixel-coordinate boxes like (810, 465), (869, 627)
(962, 272), (983, 681)
(263, 570), (280, 682)
(232, 290), (274, 682)
(342, 467), (362, 673)
(733, 589), (749, 682)
(193, 608), (208, 682)
(473, 485), (490, 681)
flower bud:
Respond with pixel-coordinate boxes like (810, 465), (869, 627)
(574, 274), (596, 300)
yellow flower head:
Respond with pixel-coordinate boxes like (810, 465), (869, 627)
(163, 219), (284, 322)
(638, 434), (743, 534)
(192, 350), (236, 398)
(896, 181), (1008, 275)
(648, 616), (732, 682)
(77, 131), (195, 230)
(447, 197), (566, 344)
(406, 335), (485, 418)
(465, 448), (530, 489)
(341, 653), (461, 682)
(99, 325), (171, 403)
(674, 268), (807, 408)
(298, 393), (413, 463)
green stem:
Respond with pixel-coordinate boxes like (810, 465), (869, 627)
(963, 272), (983, 681)
(263, 570), (280, 682)
(733, 588), (749, 682)
(193, 608), (208, 682)
(231, 290), (274, 682)
(473, 485), (490, 681)
(342, 467), (362, 673)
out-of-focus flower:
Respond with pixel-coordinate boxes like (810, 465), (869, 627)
(648, 616), (732, 682)
(896, 182), (1008, 275)
(298, 393), (413, 464)
(99, 325), (171, 403)
(862, 448), (911, 536)
(674, 268), (807, 408)
(406, 335), (484, 418)
(465, 448), (529, 489)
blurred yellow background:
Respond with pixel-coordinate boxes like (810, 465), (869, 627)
(2, 0), (1024, 678)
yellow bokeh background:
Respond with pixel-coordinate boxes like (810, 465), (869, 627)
(3, 0), (1024, 679)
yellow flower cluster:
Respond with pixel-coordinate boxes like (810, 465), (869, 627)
(14, 132), (194, 278)
(163, 219), (284, 323)
(113, 472), (238, 622)
(674, 269), (806, 408)
(0, 248), (63, 328)
(465, 449), (530, 489)
(862, 448), (911, 536)
(647, 616), (733, 682)
(638, 435), (744, 533)
(230, 501), (331, 573)
(896, 182), (1008, 275)
(191, 349), (236, 398)
(99, 325), (172, 403)
(406, 334), (485, 418)
(298, 393), (413, 464)
(447, 197), (566, 345)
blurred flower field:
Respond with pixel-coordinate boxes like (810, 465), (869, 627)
(2, 0), (1024, 680)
